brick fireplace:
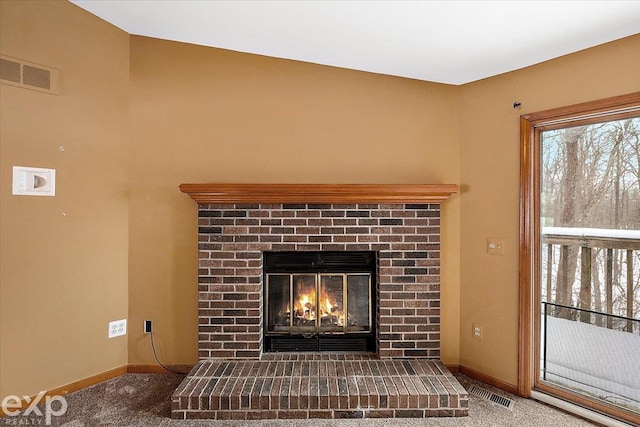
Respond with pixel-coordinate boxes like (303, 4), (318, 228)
(197, 202), (442, 359)
(173, 184), (467, 420)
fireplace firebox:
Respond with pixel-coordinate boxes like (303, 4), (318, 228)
(264, 251), (376, 352)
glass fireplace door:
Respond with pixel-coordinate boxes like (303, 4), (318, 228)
(266, 273), (372, 335)
(292, 275), (317, 333)
(347, 274), (371, 332)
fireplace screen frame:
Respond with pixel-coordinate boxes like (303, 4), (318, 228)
(263, 251), (377, 353)
(265, 272), (373, 335)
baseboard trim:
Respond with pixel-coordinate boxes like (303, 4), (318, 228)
(459, 365), (518, 395)
(127, 364), (194, 374)
(445, 364), (460, 373)
(1, 365), (128, 413)
(52, 365), (129, 396)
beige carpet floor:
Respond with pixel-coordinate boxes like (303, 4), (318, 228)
(11, 372), (598, 426)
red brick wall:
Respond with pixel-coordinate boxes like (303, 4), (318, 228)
(197, 203), (441, 359)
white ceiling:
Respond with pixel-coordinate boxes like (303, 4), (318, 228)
(70, 0), (640, 85)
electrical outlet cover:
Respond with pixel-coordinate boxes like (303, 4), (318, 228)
(472, 323), (483, 339)
(108, 319), (127, 338)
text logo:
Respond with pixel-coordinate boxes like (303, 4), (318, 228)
(2, 391), (68, 425)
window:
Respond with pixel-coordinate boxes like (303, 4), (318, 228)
(520, 92), (640, 425)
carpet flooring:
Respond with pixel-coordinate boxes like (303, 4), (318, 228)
(10, 372), (597, 426)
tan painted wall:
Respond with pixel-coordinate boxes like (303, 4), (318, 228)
(128, 36), (461, 366)
(0, 0), (129, 398)
(458, 34), (640, 386)
(4, 0), (638, 399)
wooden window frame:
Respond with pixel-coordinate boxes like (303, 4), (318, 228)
(519, 91), (640, 425)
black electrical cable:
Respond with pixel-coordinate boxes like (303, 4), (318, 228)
(149, 330), (189, 374)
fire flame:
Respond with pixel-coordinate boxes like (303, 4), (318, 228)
(322, 298), (333, 316)
(287, 288), (345, 326)
(293, 290), (316, 320)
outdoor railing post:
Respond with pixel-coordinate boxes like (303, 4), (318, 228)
(546, 243), (553, 302)
(543, 302), (548, 381)
(580, 246), (592, 323)
(627, 249), (634, 333)
(606, 248), (614, 329)
(558, 244), (570, 319)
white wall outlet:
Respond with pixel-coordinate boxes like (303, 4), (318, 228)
(108, 319), (127, 338)
(12, 166), (56, 196)
(473, 323), (483, 339)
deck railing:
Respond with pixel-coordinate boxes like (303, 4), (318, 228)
(542, 227), (640, 331)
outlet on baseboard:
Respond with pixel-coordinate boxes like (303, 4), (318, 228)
(144, 320), (152, 334)
(108, 319), (127, 338)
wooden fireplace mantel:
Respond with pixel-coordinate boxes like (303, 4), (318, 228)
(179, 183), (459, 204)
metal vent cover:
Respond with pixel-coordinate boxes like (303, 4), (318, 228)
(0, 58), (20, 83)
(0, 55), (58, 94)
(266, 336), (374, 353)
(264, 251), (376, 273)
(318, 337), (369, 352)
(468, 384), (515, 410)
(23, 65), (51, 90)
(269, 337), (319, 352)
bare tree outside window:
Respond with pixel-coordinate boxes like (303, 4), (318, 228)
(539, 116), (640, 415)
(541, 117), (640, 321)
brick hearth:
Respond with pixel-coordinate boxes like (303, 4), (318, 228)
(171, 354), (468, 420)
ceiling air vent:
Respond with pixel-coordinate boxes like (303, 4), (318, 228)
(0, 55), (59, 94)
